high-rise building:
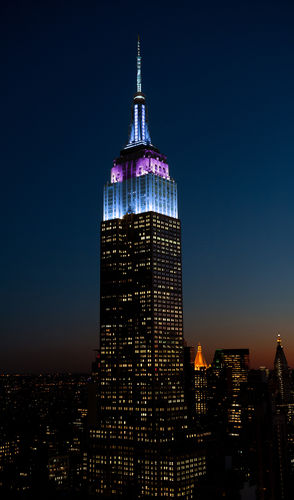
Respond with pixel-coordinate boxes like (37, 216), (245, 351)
(240, 369), (275, 500)
(194, 344), (208, 416)
(87, 39), (209, 499)
(212, 349), (249, 436)
(183, 344), (196, 422)
(273, 334), (291, 404)
(270, 335), (293, 500)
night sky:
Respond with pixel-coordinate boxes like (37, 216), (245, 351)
(1, 0), (294, 372)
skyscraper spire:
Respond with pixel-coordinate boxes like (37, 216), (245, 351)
(104, 39), (176, 221)
(125, 37), (152, 149)
(137, 35), (142, 93)
(273, 333), (291, 403)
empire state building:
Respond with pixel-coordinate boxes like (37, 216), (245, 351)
(87, 39), (208, 499)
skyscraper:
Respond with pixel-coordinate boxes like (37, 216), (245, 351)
(271, 335), (293, 499)
(273, 334), (291, 404)
(194, 344), (208, 416)
(87, 39), (209, 499)
(212, 349), (249, 436)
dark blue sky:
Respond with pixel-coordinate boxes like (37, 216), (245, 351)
(1, 0), (294, 371)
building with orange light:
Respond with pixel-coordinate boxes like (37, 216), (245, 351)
(194, 344), (209, 416)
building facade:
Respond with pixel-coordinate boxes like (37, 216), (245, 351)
(212, 348), (249, 437)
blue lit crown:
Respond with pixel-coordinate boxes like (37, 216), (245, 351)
(103, 39), (178, 222)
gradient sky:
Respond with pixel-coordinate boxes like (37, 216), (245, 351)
(1, 0), (294, 372)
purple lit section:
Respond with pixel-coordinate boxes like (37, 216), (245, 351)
(135, 157), (169, 179)
(111, 165), (124, 183)
(111, 154), (170, 184)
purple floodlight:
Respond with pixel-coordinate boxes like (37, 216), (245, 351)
(111, 149), (170, 184)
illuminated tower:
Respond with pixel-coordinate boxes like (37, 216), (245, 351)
(87, 39), (208, 499)
(104, 37), (177, 222)
(194, 344), (208, 415)
(194, 344), (208, 371)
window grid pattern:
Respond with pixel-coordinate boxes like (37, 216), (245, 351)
(103, 173), (178, 221)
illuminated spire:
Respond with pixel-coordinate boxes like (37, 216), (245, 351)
(125, 37), (152, 149)
(194, 343), (208, 370)
(137, 35), (142, 93)
(277, 332), (282, 345)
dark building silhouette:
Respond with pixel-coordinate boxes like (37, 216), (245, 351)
(273, 334), (291, 404)
(212, 349), (249, 437)
(270, 335), (293, 500)
(86, 39), (210, 499)
(205, 349), (250, 497)
(240, 369), (275, 500)
(183, 344), (196, 421)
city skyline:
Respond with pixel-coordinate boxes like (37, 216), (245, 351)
(2, 0), (294, 372)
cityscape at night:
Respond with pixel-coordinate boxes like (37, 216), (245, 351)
(2, 1), (294, 499)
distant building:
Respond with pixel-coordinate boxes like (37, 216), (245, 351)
(213, 348), (249, 437)
(183, 344), (196, 420)
(273, 334), (291, 404)
(240, 369), (275, 499)
(194, 344), (208, 416)
(270, 335), (293, 500)
(48, 455), (69, 489)
(0, 439), (19, 488)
